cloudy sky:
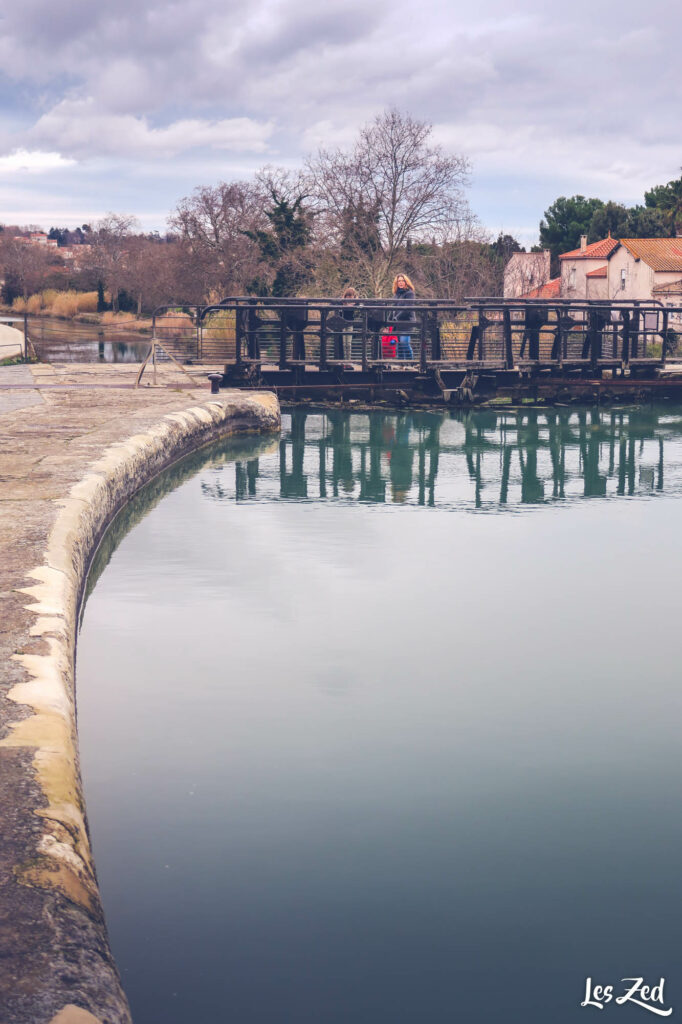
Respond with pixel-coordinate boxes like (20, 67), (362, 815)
(0, 0), (680, 244)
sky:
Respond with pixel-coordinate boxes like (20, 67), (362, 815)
(0, 0), (680, 246)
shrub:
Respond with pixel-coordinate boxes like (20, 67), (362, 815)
(40, 289), (59, 308)
(26, 294), (43, 314)
(11, 297), (27, 313)
(51, 291), (80, 318)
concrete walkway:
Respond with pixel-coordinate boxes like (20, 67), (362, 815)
(0, 361), (279, 1024)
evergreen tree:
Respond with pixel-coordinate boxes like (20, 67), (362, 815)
(539, 195), (605, 267)
(244, 192), (312, 296)
(588, 201), (630, 240)
(644, 172), (682, 235)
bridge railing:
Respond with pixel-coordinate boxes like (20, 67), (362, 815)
(18, 296), (682, 371)
(196, 297), (682, 373)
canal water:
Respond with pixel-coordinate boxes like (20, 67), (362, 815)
(28, 316), (150, 362)
(77, 406), (682, 1024)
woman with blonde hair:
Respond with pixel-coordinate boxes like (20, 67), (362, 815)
(391, 273), (415, 360)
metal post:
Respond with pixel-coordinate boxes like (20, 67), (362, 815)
(661, 308), (669, 367)
(23, 311), (28, 362)
(196, 312), (201, 361)
(632, 302), (640, 358)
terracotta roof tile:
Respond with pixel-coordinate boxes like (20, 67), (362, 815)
(559, 237), (620, 260)
(524, 277), (561, 298)
(653, 278), (682, 294)
(586, 266), (607, 278)
(620, 238), (682, 272)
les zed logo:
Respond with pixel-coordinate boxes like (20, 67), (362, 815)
(581, 977), (672, 1016)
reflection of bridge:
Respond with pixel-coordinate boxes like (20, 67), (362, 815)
(199, 406), (682, 510)
(200, 296), (682, 404)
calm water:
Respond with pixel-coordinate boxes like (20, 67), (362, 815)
(77, 406), (682, 1024)
(29, 317), (150, 362)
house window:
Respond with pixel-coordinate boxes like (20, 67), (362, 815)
(621, 269), (626, 290)
(569, 267), (576, 289)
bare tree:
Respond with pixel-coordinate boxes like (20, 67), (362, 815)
(0, 235), (54, 301)
(306, 109), (471, 295)
(120, 237), (184, 315)
(412, 216), (502, 301)
(86, 214), (139, 311)
(168, 181), (267, 300)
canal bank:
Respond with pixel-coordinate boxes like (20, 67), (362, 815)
(0, 361), (279, 1024)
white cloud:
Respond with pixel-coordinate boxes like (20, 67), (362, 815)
(29, 100), (275, 160)
(0, 149), (76, 174)
(0, 0), (681, 232)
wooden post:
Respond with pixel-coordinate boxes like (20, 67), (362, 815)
(420, 311), (428, 372)
(631, 302), (640, 358)
(478, 307), (485, 361)
(432, 314), (442, 361)
(235, 303), (243, 366)
(279, 314), (287, 370)
(319, 308), (328, 371)
(588, 309), (599, 372)
(361, 310), (368, 372)
(621, 309), (630, 365)
(503, 307), (513, 369)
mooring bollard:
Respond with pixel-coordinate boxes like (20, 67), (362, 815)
(207, 373), (222, 394)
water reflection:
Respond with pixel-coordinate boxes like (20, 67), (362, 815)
(201, 405), (680, 510)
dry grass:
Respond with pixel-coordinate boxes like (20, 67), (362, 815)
(12, 289), (102, 318)
(155, 311), (194, 339)
(201, 310), (235, 358)
(51, 292), (81, 317)
(440, 312), (476, 359)
(75, 291), (99, 313)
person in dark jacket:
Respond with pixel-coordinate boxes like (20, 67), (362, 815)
(391, 273), (415, 359)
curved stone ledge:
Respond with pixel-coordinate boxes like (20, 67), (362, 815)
(0, 389), (280, 1024)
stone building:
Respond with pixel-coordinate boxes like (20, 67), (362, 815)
(503, 250), (551, 298)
